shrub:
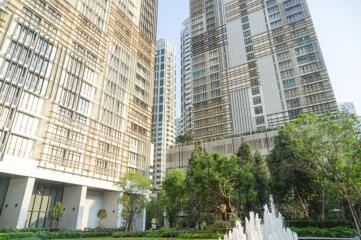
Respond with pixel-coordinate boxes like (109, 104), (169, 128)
(286, 220), (354, 228)
(35, 231), (52, 239)
(0, 228), (17, 233)
(108, 227), (125, 232)
(144, 230), (161, 238)
(208, 219), (227, 232)
(0, 229), (114, 240)
(97, 209), (108, 228)
(113, 231), (146, 238)
(49, 202), (65, 229)
(156, 227), (176, 234)
(0, 232), (35, 239)
(292, 226), (357, 238)
(161, 231), (179, 238)
(177, 231), (223, 239)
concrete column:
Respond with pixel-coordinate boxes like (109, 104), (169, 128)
(103, 192), (122, 228)
(0, 177), (35, 229)
(59, 185), (87, 230)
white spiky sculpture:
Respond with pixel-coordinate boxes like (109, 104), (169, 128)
(219, 199), (298, 240)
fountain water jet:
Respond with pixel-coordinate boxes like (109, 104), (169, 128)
(220, 200), (298, 240)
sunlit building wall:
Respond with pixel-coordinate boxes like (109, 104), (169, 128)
(0, 0), (157, 230)
(189, 0), (337, 140)
(151, 39), (176, 191)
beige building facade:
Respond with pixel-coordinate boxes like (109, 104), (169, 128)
(0, 0), (157, 230)
(189, 0), (337, 140)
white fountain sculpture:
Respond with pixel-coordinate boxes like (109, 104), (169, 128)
(220, 200), (298, 240)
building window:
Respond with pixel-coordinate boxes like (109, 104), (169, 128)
(26, 182), (64, 229)
(283, 78), (296, 89)
(6, 135), (33, 158)
(255, 106), (263, 115)
(253, 96), (262, 105)
(256, 116), (265, 125)
(0, 177), (9, 216)
(252, 87), (260, 96)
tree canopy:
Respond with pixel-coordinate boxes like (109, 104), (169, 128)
(185, 142), (269, 227)
(159, 169), (187, 227)
(119, 172), (151, 231)
(176, 132), (194, 144)
(268, 113), (361, 235)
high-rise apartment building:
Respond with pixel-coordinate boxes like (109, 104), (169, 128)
(176, 117), (182, 137)
(189, 0), (337, 140)
(152, 39), (176, 191)
(180, 18), (193, 135)
(339, 102), (361, 131)
(0, 0), (157, 230)
(339, 102), (357, 115)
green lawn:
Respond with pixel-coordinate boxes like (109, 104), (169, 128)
(56, 238), (214, 240)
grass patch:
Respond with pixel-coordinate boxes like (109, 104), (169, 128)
(56, 238), (215, 240)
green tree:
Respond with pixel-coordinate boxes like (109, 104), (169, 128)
(97, 208), (107, 228)
(268, 113), (361, 236)
(145, 197), (163, 229)
(187, 151), (256, 225)
(186, 147), (218, 227)
(313, 113), (361, 235)
(119, 172), (151, 232)
(267, 123), (322, 219)
(160, 169), (187, 227)
(237, 142), (253, 165)
(49, 202), (64, 229)
(176, 132), (193, 144)
(236, 143), (269, 216)
(253, 151), (270, 211)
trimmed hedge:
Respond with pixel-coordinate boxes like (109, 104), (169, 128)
(1, 226), (355, 239)
(0, 229), (113, 239)
(286, 220), (354, 228)
(0, 228), (53, 233)
(177, 232), (223, 239)
(160, 231), (180, 238)
(113, 229), (223, 239)
(0, 227), (123, 233)
(292, 226), (357, 238)
(113, 231), (147, 238)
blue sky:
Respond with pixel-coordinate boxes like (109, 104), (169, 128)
(157, 0), (361, 118)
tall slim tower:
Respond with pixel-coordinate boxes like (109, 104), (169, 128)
(189, 0), (337, 140)
(0, 0), (157, 230)
(152, 39), (176, 191)
(180, 18), (193, 135)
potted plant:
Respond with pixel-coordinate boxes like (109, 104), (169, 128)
(49, 202), (64, 229)
(97, 208), (108, 229)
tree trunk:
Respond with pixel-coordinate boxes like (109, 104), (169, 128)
(341, 202), (347, 220)
(128, 218), (133, 232)
(320, 188), (325, 221)
(169, 217), (174, 228)
(347, 200), (361, 237)
(296, 189), (309, 218)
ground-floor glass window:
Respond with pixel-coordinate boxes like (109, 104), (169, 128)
(0, 177), (9, 216)
(26, 182), (64, 228)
